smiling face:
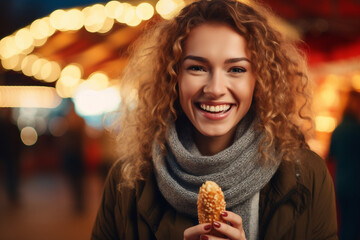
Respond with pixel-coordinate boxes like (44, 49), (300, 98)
(178, 23), (256, 144)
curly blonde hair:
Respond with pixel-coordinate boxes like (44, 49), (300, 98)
(113, 0), (312, 187)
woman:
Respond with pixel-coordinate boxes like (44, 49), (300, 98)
(91, 0), (338, 239)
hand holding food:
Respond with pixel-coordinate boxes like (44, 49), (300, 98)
(197, 181), (226, 237)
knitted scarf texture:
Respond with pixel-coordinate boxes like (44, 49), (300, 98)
(152, 114), (280, 238)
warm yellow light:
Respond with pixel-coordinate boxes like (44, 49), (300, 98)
(105, 1), (124, 19)
(49, 9), (66, 30)
(1, 55), (20, 70)
(83, 4), (107, 33)
(30, 18), (55, 40)
(15, 28), (34, 51)
(98, 17), (114, 34)
(0, 36), (20, 59)
(59, 64), (83, 87)
(120, 4), (142, 26)
(33, 37), (48, 47)
(38, 17), (56, 38)
(124, 4), (136, 23)
(86, 72), (109, 90)
(156, 0), (184, 19)
(156, 0), (175, 15)
(136, 3), (154, 20)
(58, 75), (80, 88)
(41, 61), (61, 82)
(21, 54), (39, 76)
(32, 58), (48, 79)
(0, 86), (62, 108)
(73, 86), (121, 116)
(30, 19), (44, 39)
(315, 115), (336, 133)
(55, 79), (81, 98)
(63, 9), (84, 31)
(127, 16), (142, 27)
(21, 126), (38, 146)
(116, 3), (133, 23)
(319, 87), (339, 108)
(352, 74), (360, 91)
(12, 54), (25, 71)
(61, 63), (83, 79)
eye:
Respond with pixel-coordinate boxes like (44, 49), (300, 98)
(229, 67), (246, 73)
(187, 65), (206, 72)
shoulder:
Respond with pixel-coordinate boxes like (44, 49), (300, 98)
(296, 148), (329, 182)
(102, 161), (146, 205)
(295, 148), (336, 210)
(297, 148), (327, 170)
(273, 148), (332, 196)
(274, 148), (327, 185)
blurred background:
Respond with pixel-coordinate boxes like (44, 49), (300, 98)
(0, 0), (359, 239)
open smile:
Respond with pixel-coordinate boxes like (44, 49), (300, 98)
(198, 103), (232, 113)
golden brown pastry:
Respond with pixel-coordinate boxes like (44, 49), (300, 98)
(197, 181), (226, 224)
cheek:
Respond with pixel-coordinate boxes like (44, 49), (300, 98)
(178, 76), (196, 103)
(178, 77), (190, 110)
(235, 80), (256, 103)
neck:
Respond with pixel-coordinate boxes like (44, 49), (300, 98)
(193, 128), (236, 156)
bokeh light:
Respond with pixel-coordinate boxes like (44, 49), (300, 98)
(20, 126), (38, 146)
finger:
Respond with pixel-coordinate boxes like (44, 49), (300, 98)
(213, 221), (246, 240)
(183, 223), (212, 240)
(221, 211), (243, 229)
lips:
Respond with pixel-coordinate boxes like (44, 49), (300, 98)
(198, 103), (232, 113)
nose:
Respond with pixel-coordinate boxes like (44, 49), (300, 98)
(203, 70), (227, 97)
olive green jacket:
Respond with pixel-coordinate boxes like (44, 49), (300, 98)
(91, 149), (338, 240)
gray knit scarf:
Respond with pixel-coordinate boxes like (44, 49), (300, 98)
(152, 114), (280, 238)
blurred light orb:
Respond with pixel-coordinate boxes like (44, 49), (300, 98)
(49, 9), (66, 30)
(21, 54), (39, 76)
(15, 28), (34, 51)
(156, 0), (176, 15)
(87, 72), (109, 90)
(105, 1), (124, 19)
(74, 87), (121, 116)
(98, 17), (114, 34)
(156, 0), (184, 19)
(32, 58), (48, 79)
(64, 9), (84, 31)
(136, 3), (154, 20)
(33, 37), (47, 47)
(0, 36), (19, 59)
(30, 18), (55, 40)
(315, 116), (336, 133)
(21, 126), (38, 146)
(41, 61), (61, 82)
(59, 64), (82, 87)
(116, 3), (133, 23)
(352, 74), (360, 90)
(1, 55), (20, 70)
(83, 4), (107, 33)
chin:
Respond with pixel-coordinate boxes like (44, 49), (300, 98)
(197, 126), (234, 138)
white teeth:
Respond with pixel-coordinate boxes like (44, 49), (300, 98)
(200, 104), (231, 113)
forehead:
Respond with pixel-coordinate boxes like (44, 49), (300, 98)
(183, 23), (249, 57)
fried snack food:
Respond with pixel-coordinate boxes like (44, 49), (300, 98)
(197, 181), (226, 224)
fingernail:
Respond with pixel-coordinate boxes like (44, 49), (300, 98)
(213, 221), (221, 228)
(221, 211), (228, 217)
(204, 224), (212, 230)
(200, 235), (209, 240)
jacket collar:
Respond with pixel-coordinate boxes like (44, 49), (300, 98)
(137, 172), (194, 240)
(259, 160), (311, 239)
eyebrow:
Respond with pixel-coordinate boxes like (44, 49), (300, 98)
(183, 55), (251, 64)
